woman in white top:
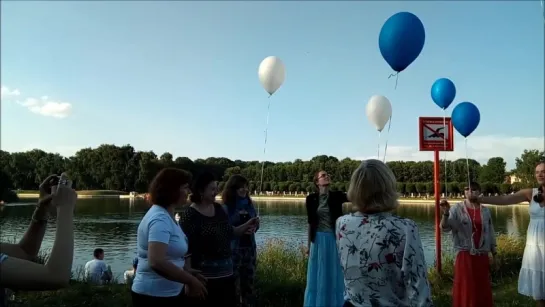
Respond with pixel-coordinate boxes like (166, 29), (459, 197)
(479, 161), (545, 307)
(131, 168), (207, 307)
(336, 159), (433, 307)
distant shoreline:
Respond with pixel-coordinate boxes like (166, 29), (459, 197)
(14, 192), (527, 206)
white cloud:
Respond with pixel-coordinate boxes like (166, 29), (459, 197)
(358, 135), (545, 169)
(19, 96), (72, 118)
(1, 85), (72, 118)
(1, 86), (21, 99)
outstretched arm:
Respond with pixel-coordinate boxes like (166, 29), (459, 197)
(1, 175), (58, 260)
(0, 204), (74, 290)
(0, 202), (49, 260)
(480, 189), (532, 206)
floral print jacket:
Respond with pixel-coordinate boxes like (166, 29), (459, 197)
(441, 202), (497, 255)
(336, 212), (434, 307)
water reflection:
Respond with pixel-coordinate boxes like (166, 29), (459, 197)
(0, 198), (530, 279)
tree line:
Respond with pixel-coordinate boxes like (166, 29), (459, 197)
(1, 145), (543, 200)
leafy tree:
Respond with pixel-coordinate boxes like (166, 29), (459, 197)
(514, 149), (545, 187)
(0, 145), (538, 197)
(479, 157), (507, 184)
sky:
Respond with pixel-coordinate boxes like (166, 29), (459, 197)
(1, 1), (544, 169)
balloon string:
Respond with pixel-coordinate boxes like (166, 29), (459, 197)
(387, 72), (399, 90)
(464, 138), (471, 192)
(382, 115), (392, 163)
(377, 131), (381, 159)
(258, 95), (272, 215)
(443, 110), (448, 199)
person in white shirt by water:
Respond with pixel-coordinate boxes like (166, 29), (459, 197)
(84, 248), (112, 285)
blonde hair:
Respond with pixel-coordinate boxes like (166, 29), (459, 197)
(347, 159), (399, 213)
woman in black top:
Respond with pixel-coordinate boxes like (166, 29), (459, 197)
(179, 172), (257, 307)
(303, 170), (347, 307)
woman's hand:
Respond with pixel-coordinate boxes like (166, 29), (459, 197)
(51, 182), (77, 211)
(244, 217), (259, 233)
(246, 217), (259, 227)
(187, 268), (207, 285)
(185, 275), (208, 299)
(37, 175), (59, 208)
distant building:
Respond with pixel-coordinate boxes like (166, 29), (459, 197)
(504, 174), (521, 184)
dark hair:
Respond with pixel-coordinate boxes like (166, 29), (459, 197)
(93, 248), (104, 258)
(148, 168), (192, 208)
(465, 181), (481, 191)
(222, 175), (250, 211)
(190, 171), (217, 203)
(534, 161), (545, 203)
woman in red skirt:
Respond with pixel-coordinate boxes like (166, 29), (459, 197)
(440, 182), (496, 307)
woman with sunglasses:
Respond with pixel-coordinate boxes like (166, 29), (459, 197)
(304, 170), (347, 307)
(478, 161), (545, 307)
(440, 182), (496, 307)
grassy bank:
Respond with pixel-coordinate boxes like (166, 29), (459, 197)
(10, 235), (532, 307)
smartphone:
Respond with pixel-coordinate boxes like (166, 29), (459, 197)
(57, 172), (73, 189)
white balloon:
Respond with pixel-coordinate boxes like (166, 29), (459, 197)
(366, 95), (392, 132)
(258, 56), (286, 95)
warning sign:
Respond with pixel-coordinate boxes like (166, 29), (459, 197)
(418, 117), (454, 151)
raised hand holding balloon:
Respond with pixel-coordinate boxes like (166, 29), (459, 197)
(366, 95), (392, 162)
(451, 102), (480, 189)
(379, 12), (426, 89)
(257, 56), (286, 214)
(431, 78), (456, 198)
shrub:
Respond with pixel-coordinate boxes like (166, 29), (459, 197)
(9, 235), (533, 307)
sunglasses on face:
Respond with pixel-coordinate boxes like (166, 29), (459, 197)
(318, 173), (330, 179)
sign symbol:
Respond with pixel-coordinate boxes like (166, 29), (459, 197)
(418, 117), (454, 152)
(428, 126), (444, 139)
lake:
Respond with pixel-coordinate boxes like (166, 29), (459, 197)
(0, 198), (530, 281)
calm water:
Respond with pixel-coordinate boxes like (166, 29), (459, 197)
(0, 198), (530, 280)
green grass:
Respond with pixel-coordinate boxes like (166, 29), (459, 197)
(9, 235), (532, 307)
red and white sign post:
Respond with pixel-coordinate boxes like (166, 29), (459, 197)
(418, 117), (454, 273)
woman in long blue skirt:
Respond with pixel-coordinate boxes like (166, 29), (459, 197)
(303, 170), (346, 307)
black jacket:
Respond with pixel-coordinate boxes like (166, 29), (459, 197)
(305, 191), (348, 242)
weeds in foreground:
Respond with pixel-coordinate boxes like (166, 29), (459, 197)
(9, 235), (534, 307)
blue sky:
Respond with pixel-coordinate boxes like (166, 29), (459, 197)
(1, 1), (543, 168)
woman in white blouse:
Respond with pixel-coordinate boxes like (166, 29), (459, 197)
(336, 159), (433, 307)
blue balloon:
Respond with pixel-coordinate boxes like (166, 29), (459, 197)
(451, 102), (480, 138)
(431, 78), (456, 110)
(379, 12), (426, 73)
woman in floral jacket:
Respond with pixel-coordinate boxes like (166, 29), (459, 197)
(336, 159), (433, 307)
(440, 182), (497, 307)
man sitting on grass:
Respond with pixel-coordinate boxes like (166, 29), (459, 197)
(84, 248), (112, 285)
